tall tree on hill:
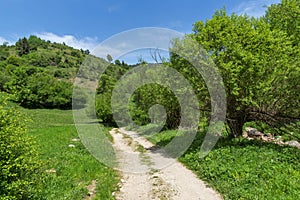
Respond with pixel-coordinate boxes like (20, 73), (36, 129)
(16, 37), (30, 56)
(106, 54), (113, 62)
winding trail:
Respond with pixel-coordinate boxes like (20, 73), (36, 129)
(110, 128), (222, 200)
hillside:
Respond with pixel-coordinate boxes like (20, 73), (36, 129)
(0, 36), (107, 109)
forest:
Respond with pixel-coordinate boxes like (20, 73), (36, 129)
(0, 0), (299, 199)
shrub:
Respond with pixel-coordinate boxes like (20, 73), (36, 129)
(6, 67), (74, 109)
(95, 92), (115, 125)
(0, 95), (42, 199)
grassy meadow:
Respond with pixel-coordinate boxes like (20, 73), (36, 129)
(24, 108), (118, 200)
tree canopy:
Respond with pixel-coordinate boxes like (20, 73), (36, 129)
(169, 8), (299, 136)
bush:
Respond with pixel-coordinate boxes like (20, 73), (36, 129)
(95, 92), (115, 125)
(6, 67), (74, 109)
(0, 95), (42, 199)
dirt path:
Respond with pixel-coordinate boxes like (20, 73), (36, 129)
(110, 128), (222, 200)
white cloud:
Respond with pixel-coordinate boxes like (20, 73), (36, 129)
(232, 0), (280, 18)
(92, 27), (183, 64)
(0, 37), (14, 45)
(0, 37), (7, 44)
(36, 32), (99, 50)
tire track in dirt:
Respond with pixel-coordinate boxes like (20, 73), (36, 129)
(110, 128), (222, 200)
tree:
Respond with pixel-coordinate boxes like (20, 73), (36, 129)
(27, 35), (47, 50)
(264, 0), (300, 46)
(16, 37), (30, 56)
(0, 44), (9, 61)
(6, 67), (74, 108)
(114, 59), (121, 65)
(81, 49), (90, 55)
(170, 10), (299, 137)
(106, 54), (113, 62)
(150, 48), (165, 63)
(130, 83), (181, 128)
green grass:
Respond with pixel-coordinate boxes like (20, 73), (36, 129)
(24, 108), (75, 128)
(147, 129), (185, 146)
(180, 132), (300, 200)
(127, 123), (185, 147)
(134, 126), (300, 199)
(24, 108), (300, 199)
(24, 108), (119, 200)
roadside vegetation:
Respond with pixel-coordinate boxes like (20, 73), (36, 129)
(144, 127), (300, 199)
(0, 0), (299, 199)
(94, 1), (300, 199)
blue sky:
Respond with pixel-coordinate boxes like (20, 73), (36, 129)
(0, 0), (280, 61)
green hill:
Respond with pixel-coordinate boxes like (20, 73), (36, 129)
(0, 35), (107, 109)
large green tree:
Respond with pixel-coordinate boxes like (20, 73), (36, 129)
(170, 10), (299, 136)
(264, 0), (300, 46)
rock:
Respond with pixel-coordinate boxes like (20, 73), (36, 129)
(243, 127), (299, 149)
(245, 127), (263, 137)
(119, 188), (125, 193)
(266, 133), (273, 138)
(275, 136), (282, 142)
(285, 140), (300, 149)
(68, 144), (75, 148)
(85, 180), (97, 199)
(45, 168), (56, 173)
(242, 131), (248, 138)
(275, 141), (285, 146)
(261, 136), (269, 142)
(72, 138), (80, 142)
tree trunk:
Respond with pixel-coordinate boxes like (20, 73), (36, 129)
(227, 118), (244, 137)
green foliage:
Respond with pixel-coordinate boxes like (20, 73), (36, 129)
(16, 37), (30, 56)
(78, 55), (109, 80)
(0, 45), (9, 61)
(27, 35), (47, 51)
(265, 0), (300, 46)
(6, 55), (24, 66)
(94, 62), (129, 124)
(6, 66), (74, 108)
(106, 54), (113, 62)
(0, 66), (12, 91)
(95, 92), (115, 125)
(95, 61), (191, 129)
(0, 35), (94, 109)
(130, 83), (180, 129)
(0, 95), (42, 199)
(171, 10), (299, 136)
